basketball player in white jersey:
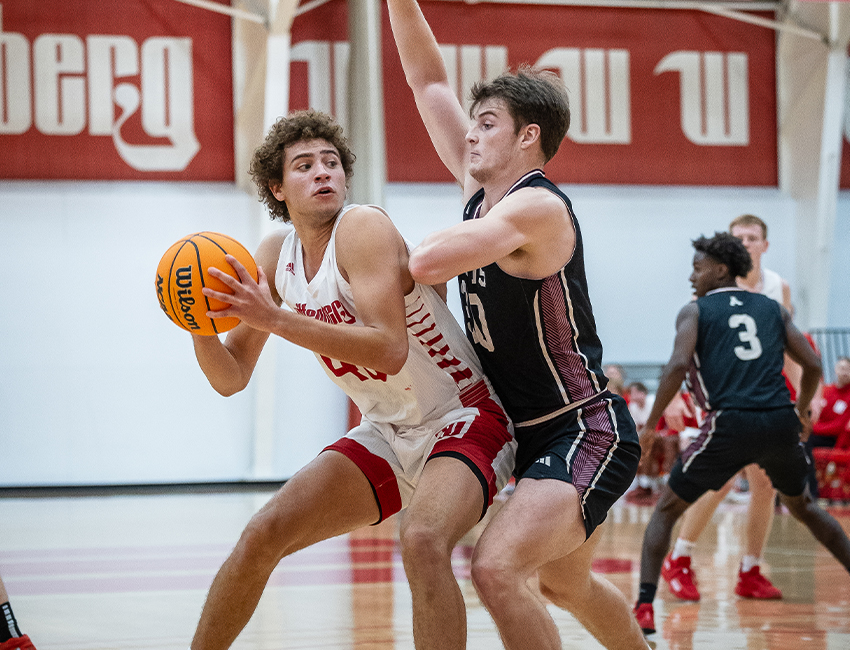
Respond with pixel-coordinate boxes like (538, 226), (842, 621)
(662, 214), (795, 602)
(187, 110), (516, 650)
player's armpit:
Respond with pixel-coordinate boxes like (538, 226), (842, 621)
(253, 228), (291, 306)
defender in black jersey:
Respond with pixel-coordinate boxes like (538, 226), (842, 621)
(389, 1), (646, 648)
(459, 171), (640, 536)
(632, 233), (850, 636)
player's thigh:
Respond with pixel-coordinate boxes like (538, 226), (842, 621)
(474, 477), (586, 577)
(669, 411), (749, 502)
(402, 455), (485, 547)
(255, 449), (381, 553)
(755, 407), (808, 497)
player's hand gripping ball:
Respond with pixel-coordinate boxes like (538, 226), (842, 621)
(156, 232), (259, 336)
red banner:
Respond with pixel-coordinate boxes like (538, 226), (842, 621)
(291, 1), (778, 186)
(0, 0), (234, 180)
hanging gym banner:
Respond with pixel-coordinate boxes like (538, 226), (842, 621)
(291, 0), (779, 186)
(0, 0), (234, 180)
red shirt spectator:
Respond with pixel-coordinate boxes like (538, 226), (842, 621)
(816, 357), (850, 447)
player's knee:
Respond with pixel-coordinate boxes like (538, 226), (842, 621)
(780, 492), (814, 521)
(238, 509), (297, 565)
(399, 518), (451, 569)
(470, 550), (514, 605)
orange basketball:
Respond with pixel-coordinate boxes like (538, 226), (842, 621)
(155, 232), (259, 336)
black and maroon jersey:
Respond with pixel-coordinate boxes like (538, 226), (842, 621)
(458, 170), (607, 426)
(686, 287), (791, 412)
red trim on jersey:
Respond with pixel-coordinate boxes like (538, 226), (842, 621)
(459, 379), (491, 408)
(323, 438), (402, 522)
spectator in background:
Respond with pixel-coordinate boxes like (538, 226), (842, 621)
(629, 382), (655, 428)
(604, 363), (630, 403)
(811, 357), (850, 450)
(626, 383), (695, 505)
(626, 383), (660, 503)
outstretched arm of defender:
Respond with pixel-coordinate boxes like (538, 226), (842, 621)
(387, 0), (469, 184)
(409, 187), (575, 285)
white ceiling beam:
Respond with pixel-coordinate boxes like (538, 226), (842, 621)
(171, 0), (267, 26)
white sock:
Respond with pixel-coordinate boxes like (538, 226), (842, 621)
(671, 538), (695, 560)
(741, 555), (760, 572)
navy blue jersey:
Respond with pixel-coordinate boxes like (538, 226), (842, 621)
(686, 288), (791, 411)
(458, 170), (607, 425)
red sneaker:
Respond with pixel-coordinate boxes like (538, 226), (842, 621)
(633, 602), (656, 635)
(625, 486), (659, 505)
(0, 636), (37, 650)
(661, 553), (700, 601)
(735, 565), (782, 599)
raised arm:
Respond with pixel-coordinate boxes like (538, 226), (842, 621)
(387, 0), (470, 185)
(202, 207), (412, 378)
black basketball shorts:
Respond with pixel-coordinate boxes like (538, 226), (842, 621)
(513, 392), (641, 538)
(668, 405), (809, 503)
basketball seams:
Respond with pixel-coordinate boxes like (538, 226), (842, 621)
(188, 238), (222, 335)
(156, 231), (256, 337)
(166, 239), (192, 333)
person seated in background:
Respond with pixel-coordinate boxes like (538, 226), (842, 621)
(604, 363), (630, 403)
(807, 357), (850, 500)
(810, 357), (850, 450)
(626, 382), (660, 503)
(626, 385), (697, 504)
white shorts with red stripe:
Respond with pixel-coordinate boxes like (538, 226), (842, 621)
(324, 393), (516, 522)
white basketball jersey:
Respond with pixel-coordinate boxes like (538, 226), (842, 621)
(760, 267), (784, 305)
(275, 205), (494, 427)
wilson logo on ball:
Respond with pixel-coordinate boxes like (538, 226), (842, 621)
(156, 232), (258, 336)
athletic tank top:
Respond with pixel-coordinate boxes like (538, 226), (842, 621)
(458, 170), (607, 426)
(275, 204), (495, 427)
(686, 287), (791, 411)
(760, 267), (784, 304)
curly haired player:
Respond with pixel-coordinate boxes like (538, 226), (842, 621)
(187, 110), (515, 650)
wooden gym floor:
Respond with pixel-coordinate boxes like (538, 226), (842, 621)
(1, 488), (849, 649)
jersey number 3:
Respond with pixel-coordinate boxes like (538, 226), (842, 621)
(728, 314), (763, 361)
